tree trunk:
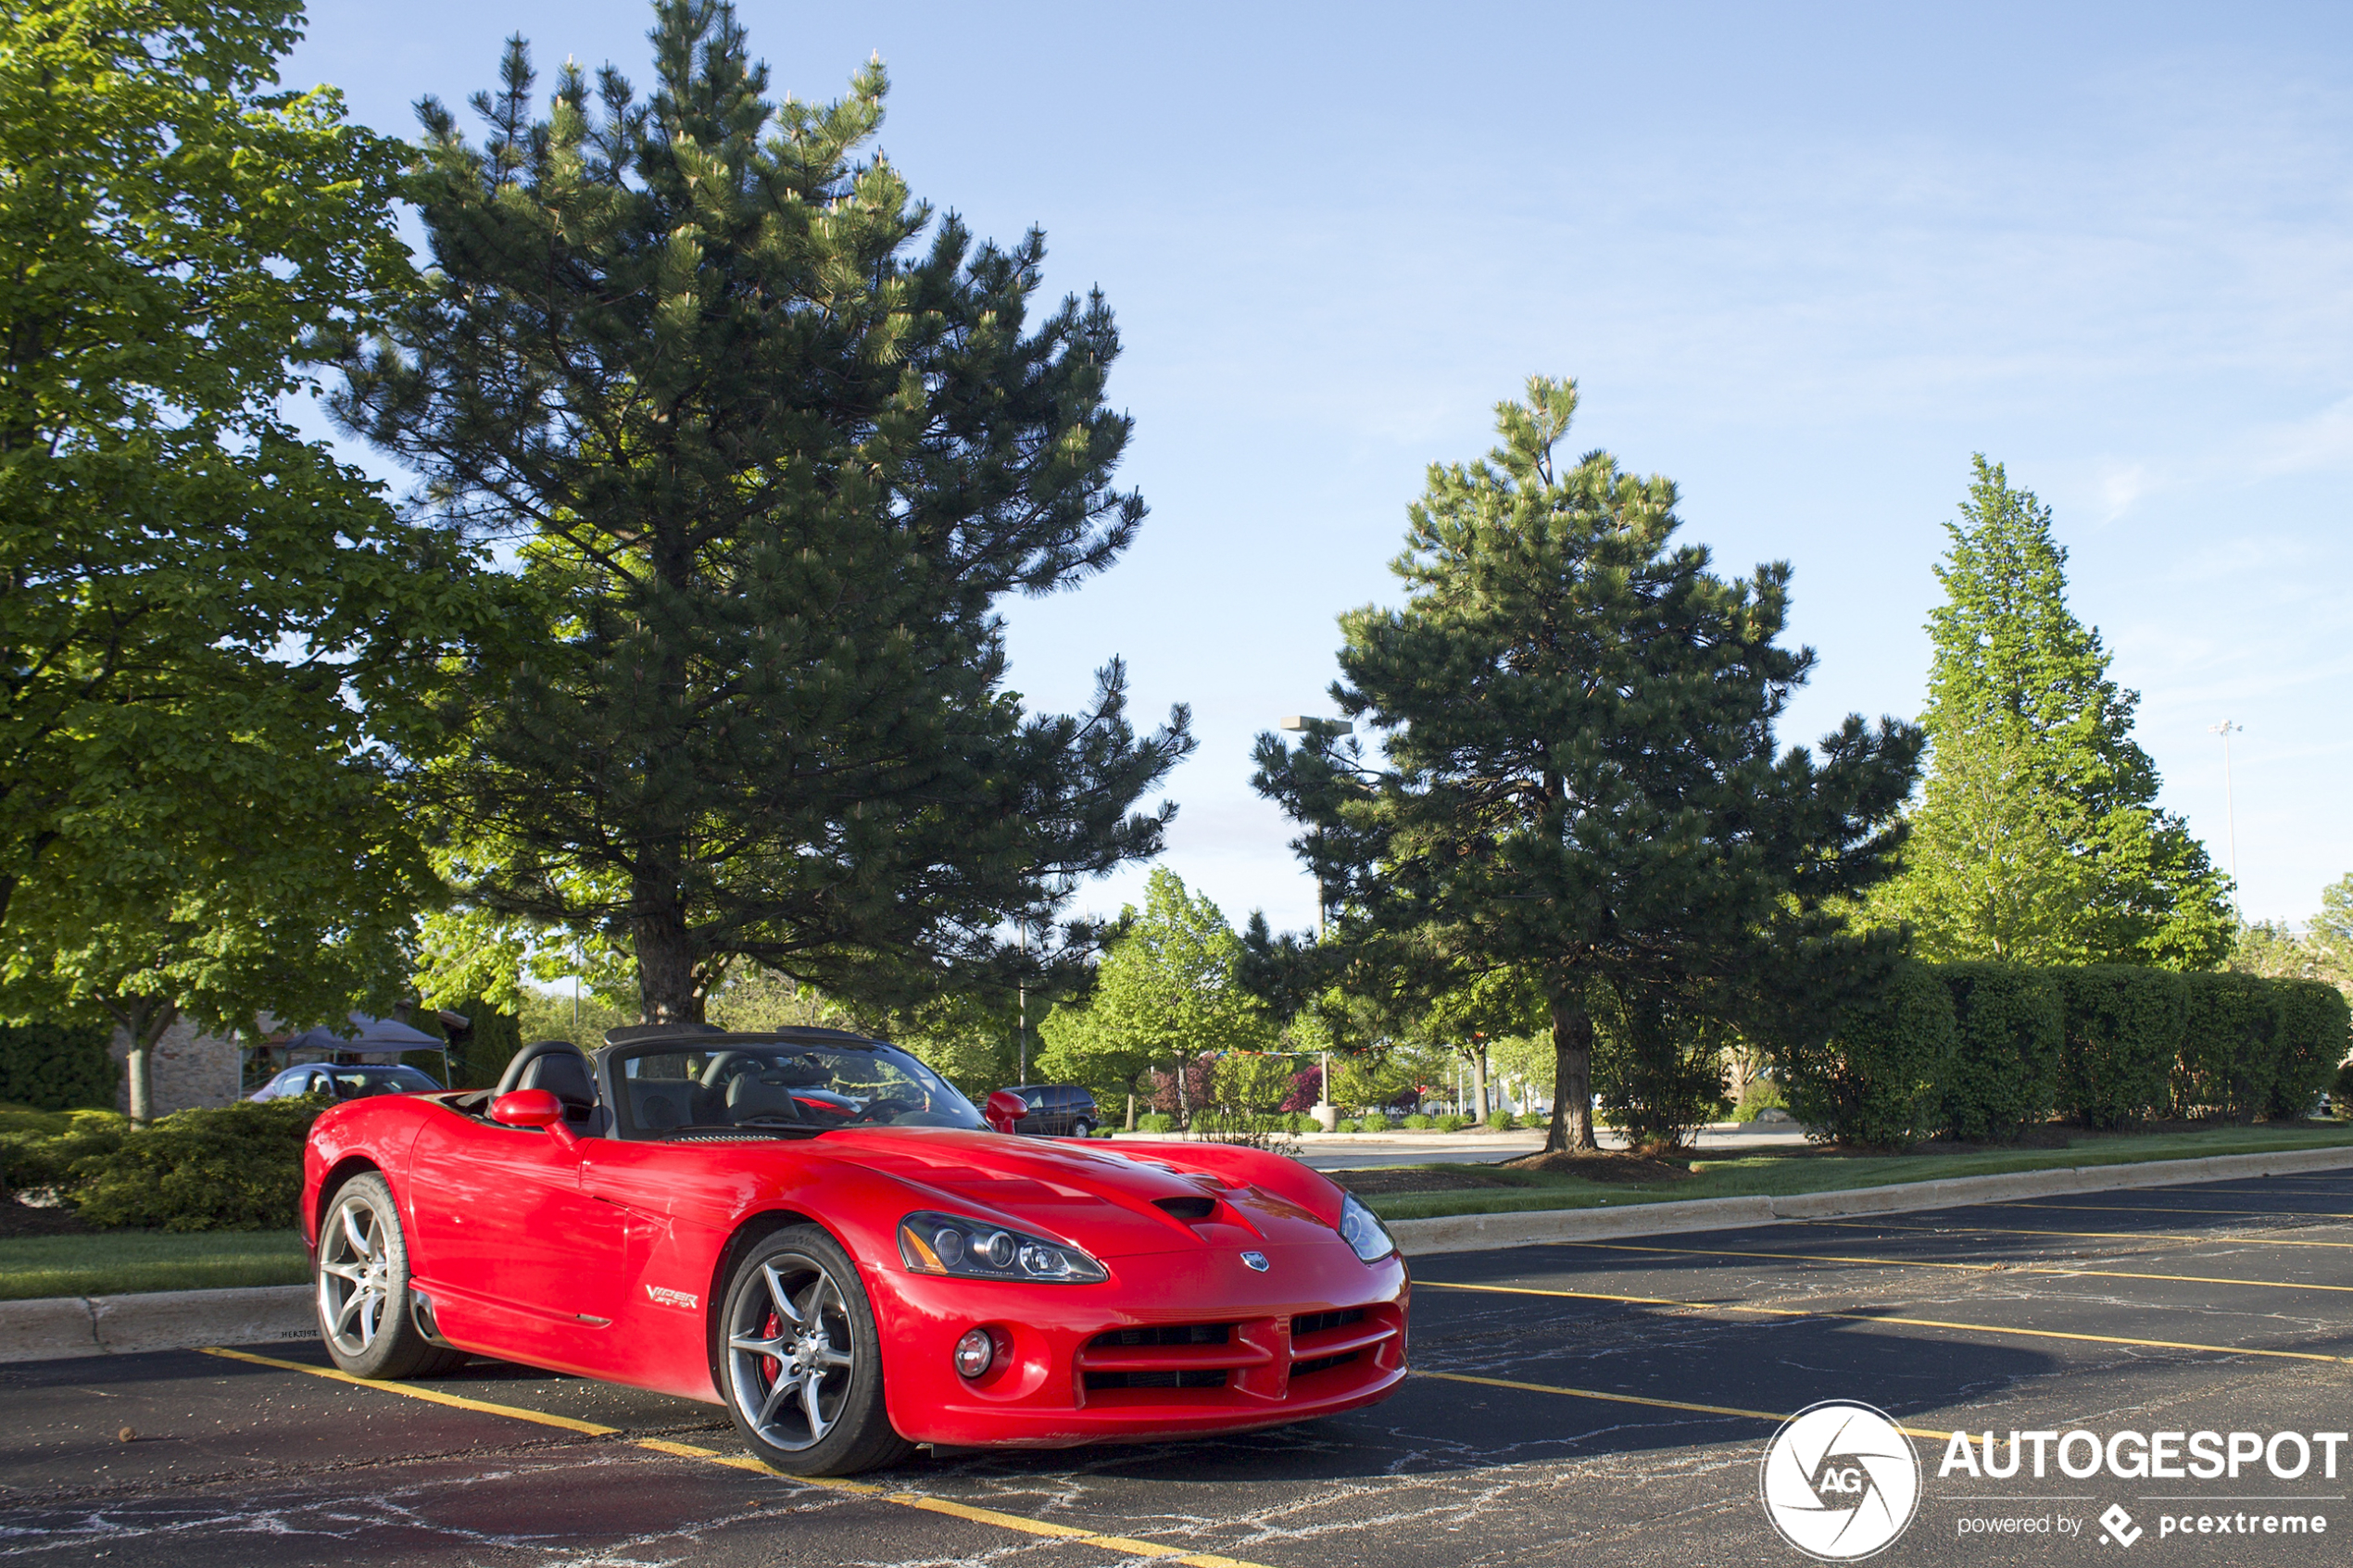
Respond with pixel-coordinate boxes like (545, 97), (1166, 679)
(110, 997), (179, 1129)
(631, 887), (705, 1025)
(1471, 1046), (1490, 1122)
(1174, 1055), (1190, 1128)
(1545, 993), (1597, 1152)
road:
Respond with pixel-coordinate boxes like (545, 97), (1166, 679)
(4, 1170), (2348, 1566)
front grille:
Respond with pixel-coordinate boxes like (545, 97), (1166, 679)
(1290, 1350), (1360, 1378)
(1089, 1323), (1231, 1348)
(1290, 1308), (1365, 1338)
(1085, 1368), (1231, 1391)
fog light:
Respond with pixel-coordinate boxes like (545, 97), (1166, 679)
(953, 1327), (995, 1379)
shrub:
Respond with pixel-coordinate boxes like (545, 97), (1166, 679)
(0, 1022), (119, 1112)
(71, 1099), (323, 1231)
(2335, 1059), (2353, 1113)
(1485, 1110), (1514, 1131)
(0, 1105), (127, 1196)
(1134, 1111), (1176, 1135)
(1730, 1076), (1787, 1123)
(1432, 1113), (1471, 1133)
(2057, 965), (2183, 1129)
(1593, 990), (1730, 1148)
(1515, 1110), (1551, 1131)
(1401, 1113), (1434, 1131)
(1936, 963), (2063, 1142)
(1779, 961), (1957, 1148)
(2174, 972), (2280, 1120)
(2272, 981), (2350, 1119)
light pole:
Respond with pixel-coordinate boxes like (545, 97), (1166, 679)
(2208, 720), (2243, 889)
(1278, 714), (1353, 1130)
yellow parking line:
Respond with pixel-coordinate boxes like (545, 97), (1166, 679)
(2004, 1201), (2353, 1220)
(1414, 1280), (2353, 1365)
(1562, 1240), (2001, 1273)
(1547, 1241), (2353, 1296)
(197, 1347), (621, 1436)
(2030, 1266), (2353, 1294)
(1812, 1219), (2353, 1251)
(1415, 1369), (1955, 1440)
(200, 1346), (1275, 1568)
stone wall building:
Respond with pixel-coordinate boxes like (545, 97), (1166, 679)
(108, 1017), (244, 1117)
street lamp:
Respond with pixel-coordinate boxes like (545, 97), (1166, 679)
(1277, 715), (1353, 1130)
(2208, 720), (2243, 890)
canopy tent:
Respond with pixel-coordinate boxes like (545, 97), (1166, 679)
(276, 1012), (451, 1085)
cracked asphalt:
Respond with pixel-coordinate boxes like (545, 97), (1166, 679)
(5, 1171), (2350, 1567)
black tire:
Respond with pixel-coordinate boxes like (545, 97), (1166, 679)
(719, 1224), (912, 1476)
(315, 1172), (467, 1379)
(1069, 1118), (1095, 1139)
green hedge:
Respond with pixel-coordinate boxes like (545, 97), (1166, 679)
(2174, 972), (2279, 1121)
(1780, 961), (1956, 1148)
(1938, 963), (2062, 1143)
(2058, 966), (2183, 1129)
(1771, 961), (2348, 1146)
(2270, 981), (2347, 1119)
(0, 1022), (118, 1112)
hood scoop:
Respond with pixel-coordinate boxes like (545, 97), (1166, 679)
(1152, 1195), (1217, 1221)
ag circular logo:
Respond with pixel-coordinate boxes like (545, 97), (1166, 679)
(1758, 1399), (1921, 1561)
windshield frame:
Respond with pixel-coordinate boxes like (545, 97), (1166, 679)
(594, 1034), (983, 1142)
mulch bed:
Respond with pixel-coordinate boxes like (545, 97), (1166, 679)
(0, 1198), (91, 1238)
(1328, 1167), (1526, 1196)
(1501, 1148), (1697, 1184)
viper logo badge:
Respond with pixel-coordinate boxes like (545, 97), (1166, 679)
(1240, 1251), (1270, 1272)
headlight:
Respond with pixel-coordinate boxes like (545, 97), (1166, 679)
(897, 1211), (1109, 1284)
(1338, 1192), (1395, 1262)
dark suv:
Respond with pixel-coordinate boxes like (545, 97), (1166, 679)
(993, 1084), (1100, 1137)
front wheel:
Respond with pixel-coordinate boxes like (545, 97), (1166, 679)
(1069, 1118), (1095, 1139)
(316, 1173), (466, 1379)
(720, 1225), (912, 1475)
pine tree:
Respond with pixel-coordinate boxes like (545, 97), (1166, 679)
(1880, 458), (2232, 968)
(1253, 377), (1921, 1150)
(337, 3), (1189, 1022)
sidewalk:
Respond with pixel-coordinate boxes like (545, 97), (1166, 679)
(1110, 1120), (1809, 1172)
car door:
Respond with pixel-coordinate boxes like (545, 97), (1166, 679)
(405, 1106), (631, 1376)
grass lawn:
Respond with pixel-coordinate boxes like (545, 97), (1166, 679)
(1361, 1123), (2353, 1223)
(0, 1230), (308, 1302)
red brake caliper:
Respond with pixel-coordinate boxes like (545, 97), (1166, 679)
(761, 1311), (783, 1386)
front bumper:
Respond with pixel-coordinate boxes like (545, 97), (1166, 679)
(869, 1241), (1410, 1448)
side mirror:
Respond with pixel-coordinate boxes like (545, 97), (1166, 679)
(984, 1090), (1027, 1135)
(491, 1088), (576, 1148)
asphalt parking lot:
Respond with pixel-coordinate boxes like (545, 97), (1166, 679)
(5, 1170), (2350, 1567)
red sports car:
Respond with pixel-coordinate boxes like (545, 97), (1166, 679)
(303, 1024), (1409, 1474)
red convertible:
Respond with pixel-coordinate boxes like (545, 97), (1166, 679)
(302, 1024), (1409, 1474)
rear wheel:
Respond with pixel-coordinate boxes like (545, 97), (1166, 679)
(1069, 1118), (1095, 1139)
(316, 1173), (466, 1379)
(721, 1225), (911, 1475)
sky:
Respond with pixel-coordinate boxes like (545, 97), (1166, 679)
(285, 0), (2353, 936)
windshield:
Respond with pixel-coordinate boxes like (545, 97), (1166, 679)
(607, 1042), (983, 1139)
(329, 1066), (441, 1094)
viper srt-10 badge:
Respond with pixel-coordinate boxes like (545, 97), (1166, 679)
(1241, 1250), (1271, 1272)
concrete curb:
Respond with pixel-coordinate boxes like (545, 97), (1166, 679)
(1390, 1142), (2353, 1258)
(0, 1284), (313, 1365)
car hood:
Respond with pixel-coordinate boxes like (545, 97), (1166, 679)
(803, 1127), (1345, 1259)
